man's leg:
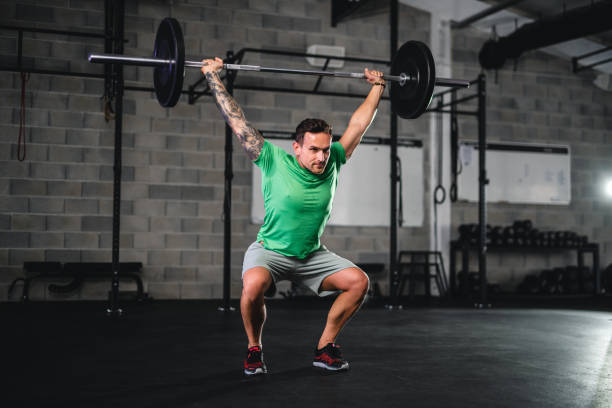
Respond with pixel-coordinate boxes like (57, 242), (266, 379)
(241, 267), (273, 348)
(317, 267), (369, 349)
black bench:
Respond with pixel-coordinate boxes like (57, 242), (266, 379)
(8, 262), (147, 301)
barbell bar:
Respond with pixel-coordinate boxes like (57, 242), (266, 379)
(87, 17), (471, 118)
(88, 53), (468, 88)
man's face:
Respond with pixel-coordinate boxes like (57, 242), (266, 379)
(293, 131), (332, 175)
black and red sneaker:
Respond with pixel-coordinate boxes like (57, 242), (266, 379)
(244, 345), (267, 376)
(313, 343), (349, 371)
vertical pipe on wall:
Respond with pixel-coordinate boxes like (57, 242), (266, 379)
(221, 50), (235, 312)
(477, 74), (488, 307)
(108, 0), (124, 317)
(389, 0), (400, 306)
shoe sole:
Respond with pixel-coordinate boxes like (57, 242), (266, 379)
(244, 367), (267, 376)
(313, 361), (349, 371)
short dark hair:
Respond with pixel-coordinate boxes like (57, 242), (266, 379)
(294, 118), (332, 144)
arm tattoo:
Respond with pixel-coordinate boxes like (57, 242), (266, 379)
(205, 72), (264, 161)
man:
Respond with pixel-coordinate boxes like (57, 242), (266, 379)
(201, 57), (385, 375)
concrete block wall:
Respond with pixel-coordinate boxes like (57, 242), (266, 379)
(0, 0), (432, 300)
(451, 28), (612, 291)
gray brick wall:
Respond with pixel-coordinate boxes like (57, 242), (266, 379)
(0, 0), (432, 300)
(451, 28), (612, 292)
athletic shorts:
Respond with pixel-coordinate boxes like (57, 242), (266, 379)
(241, 241), (359, 297)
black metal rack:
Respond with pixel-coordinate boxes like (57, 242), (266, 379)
(187, 47), (396, 312)
(2, 0), (489, 311)
(449, 241), (601, 297)
(185, 0), (410, 312)
(425, 74), (489, 307)
(189, 0), (408, 311)
(0, 0), (129, 316)
(186, 0), (489, 310)
(1, 1), (407, 312)
(0, 24), (109, 79)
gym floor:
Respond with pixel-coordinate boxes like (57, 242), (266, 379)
(4, 298), (612, 408)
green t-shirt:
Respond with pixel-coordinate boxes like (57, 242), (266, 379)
(254, 140), (346, 259)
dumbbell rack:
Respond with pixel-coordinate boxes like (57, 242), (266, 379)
(449, 240), (601, 299)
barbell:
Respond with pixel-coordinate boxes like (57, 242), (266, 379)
(88, 17), (470, 119)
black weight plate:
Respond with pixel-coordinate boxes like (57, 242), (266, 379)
(154, 18), (185, 107)
(390, 41), (435, 119)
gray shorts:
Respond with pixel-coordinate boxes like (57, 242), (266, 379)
(241, 241), (358, 297)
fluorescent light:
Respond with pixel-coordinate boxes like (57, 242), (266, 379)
(605, 179), (612, 198)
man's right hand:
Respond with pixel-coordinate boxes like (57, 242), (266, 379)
(201, 57), (224, 76)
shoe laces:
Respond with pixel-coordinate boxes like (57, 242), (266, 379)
(324, 343), (343, 359)
(246, 346), (262, 363)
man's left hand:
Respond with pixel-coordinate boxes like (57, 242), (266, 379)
(364, 68), (385, 85)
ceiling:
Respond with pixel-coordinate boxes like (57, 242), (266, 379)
(400, 0), (612, 75)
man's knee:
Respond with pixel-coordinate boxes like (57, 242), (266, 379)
(242, 281), (266, 302)
(322, 267), (370, 295)
(345, 268), (370, 296)
(242, 268), (272, 301)
(354, 270), (370, 297)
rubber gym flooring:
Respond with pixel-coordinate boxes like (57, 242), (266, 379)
(3, 297), (612, 408)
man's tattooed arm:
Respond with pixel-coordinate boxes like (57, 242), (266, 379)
(205, 72), (264, 161)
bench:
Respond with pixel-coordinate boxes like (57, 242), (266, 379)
(8, 262), (147, 301)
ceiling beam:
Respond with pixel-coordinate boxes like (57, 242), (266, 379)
(479, 1), (612, 70)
